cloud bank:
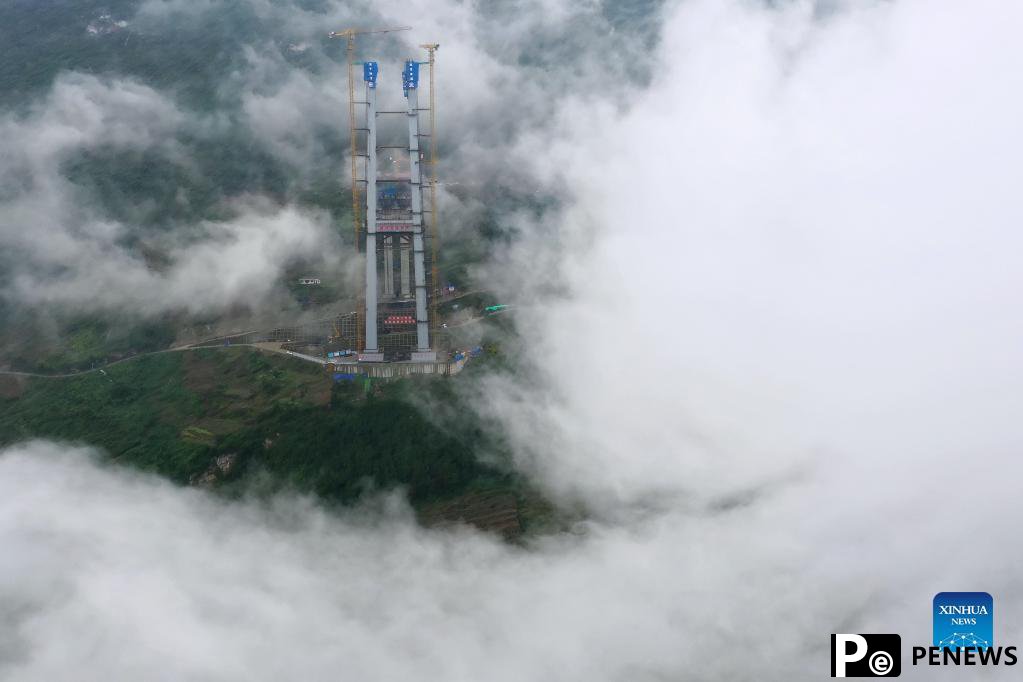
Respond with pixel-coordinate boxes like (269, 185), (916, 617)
(3, 0), (1023, 680)
(0, 73), (340, 317)
(491, 0), (1023, 507)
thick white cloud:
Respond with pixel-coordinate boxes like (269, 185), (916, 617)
(0, 74), (341, 316)
(10, 200), (337, 314)
(490, 0), (1023, 506)
(3, 0), (1023, 679)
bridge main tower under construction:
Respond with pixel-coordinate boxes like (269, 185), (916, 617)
(348, 49), (440, 363)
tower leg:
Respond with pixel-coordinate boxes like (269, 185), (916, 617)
(406, 84), (435, 361)
(361, 77), (383, 361)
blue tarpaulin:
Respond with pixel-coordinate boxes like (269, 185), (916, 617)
(363, 61), (378, 88)
(402, 60), (419, 92)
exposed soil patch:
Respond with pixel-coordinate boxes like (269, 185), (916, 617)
(0, 375), (27, 400)
(191, 452), (240, 487)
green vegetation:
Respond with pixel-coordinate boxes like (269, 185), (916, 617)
(0, 314), (179, 374)
(0, 347), (548, 534)
(283, 275), (347, 310)
(1, 349), (208, 481)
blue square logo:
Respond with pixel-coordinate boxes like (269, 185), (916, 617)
(933, 592), (993, 650)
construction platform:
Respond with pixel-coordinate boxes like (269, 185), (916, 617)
(327, 356), (468, 380)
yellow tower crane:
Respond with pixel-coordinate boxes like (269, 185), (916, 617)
(329, 25), (411, 351)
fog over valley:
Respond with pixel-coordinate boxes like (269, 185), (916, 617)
(1, 0), (1021, 680)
